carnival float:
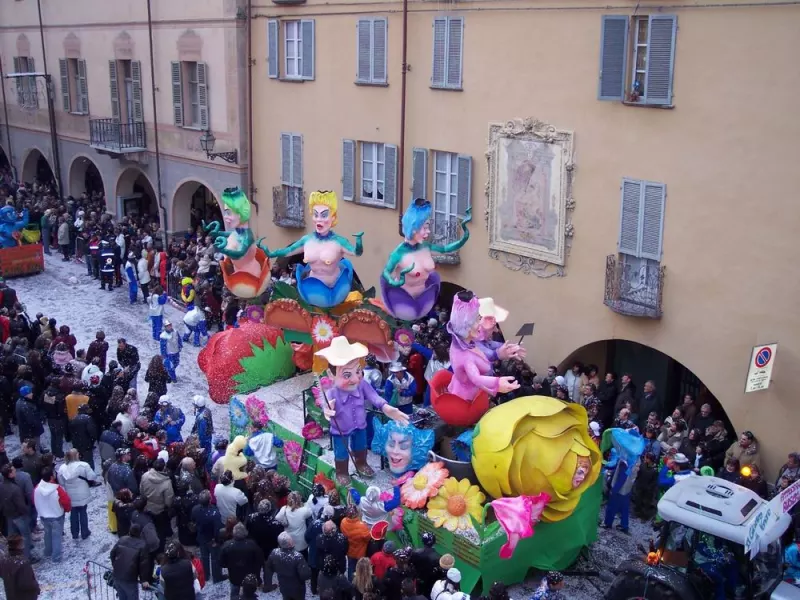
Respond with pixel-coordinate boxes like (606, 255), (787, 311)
(198, 189), (604, 594)
(0, 205), (44, 277)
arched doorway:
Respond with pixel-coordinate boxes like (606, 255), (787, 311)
(559, 339), (734, 434)
(116, 167), (157, 224)
(21, 149), (54, 187)
(68, 156), (105, 201)
(172, 180), (220, 236)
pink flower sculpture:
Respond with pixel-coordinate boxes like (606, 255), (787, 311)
(245, 395), (269, 427)
(302, 421), (324, 441)
(390, 506), (405, 531)
(400, 461), (449, 509)
(312, 377), (334, 408)
(283, 440), (303, 474)
(394, 328), (414, 348)
(491, 493), (551, 559)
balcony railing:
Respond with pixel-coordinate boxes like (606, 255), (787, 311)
(604, 254), (665, 319)
(273, 185), (305, 229)
(430, 216), (465, 265)
(89, 119), (147, 154)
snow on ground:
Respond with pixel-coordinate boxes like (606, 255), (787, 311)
(2, 254), (649, 599)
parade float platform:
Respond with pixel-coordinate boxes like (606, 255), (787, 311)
(0, 243), (44, 277)
(231, 375), (603, 595)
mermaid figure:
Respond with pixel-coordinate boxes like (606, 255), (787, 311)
(380, 198), (471, 321)
(257, 191), (364, 308)
(204, 187), (271, 299)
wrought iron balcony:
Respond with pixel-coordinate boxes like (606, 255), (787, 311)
(604, 254), (665, 319)
(430, 217), (464, 265)
(273, 185), (305, 229)
(89, 119), (147, 155)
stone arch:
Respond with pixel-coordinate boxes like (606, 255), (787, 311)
(177, 30), (203, 62)
(171, 177), (219, 234)
(67, 154), (106, 199)
(114, 31), (134, 60)
(20, 148), (54, 185)
(16, 34), (31, 57)
(115, 167), (157, 219)
(63, 32), (81, 59)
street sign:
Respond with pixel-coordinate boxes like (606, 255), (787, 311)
(745, 343), (778, 393)
(777, 478), (800, 515)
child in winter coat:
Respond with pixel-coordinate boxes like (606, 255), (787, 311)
(124, 253), (138, 304)
(147, 286), (168, 341)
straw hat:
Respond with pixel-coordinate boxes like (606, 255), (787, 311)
(478, 298), (509, 323)
(314, 336), (368, 366)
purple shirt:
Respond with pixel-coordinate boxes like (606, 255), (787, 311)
(325, 379), (387, 436)
(476, 339), (502, 362)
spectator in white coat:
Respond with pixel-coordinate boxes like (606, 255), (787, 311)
(276, 491), (312, 553)
(57, 449), (99, 541)
(137, 250), (151, 303)
(214, 470), (248, 522)
(33, 466), (71, 563)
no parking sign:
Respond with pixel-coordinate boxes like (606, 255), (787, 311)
(745, 343), (778, 393)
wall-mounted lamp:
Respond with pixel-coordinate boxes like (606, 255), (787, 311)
(199, 129), (238, 164)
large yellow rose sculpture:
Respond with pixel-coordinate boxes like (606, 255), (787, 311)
(471, 395), (601, 523)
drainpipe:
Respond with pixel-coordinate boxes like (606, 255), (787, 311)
(37, 0), (64, 196)
(396, 0), (409, 236)
(247, 0), (257, 212)
(0, 59), (16, 181)
(146, 0), (168, 248)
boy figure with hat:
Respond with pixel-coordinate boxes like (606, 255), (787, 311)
(316, 336), (410, 485)
(384, 362), (417, 415)
(477, 298), (526, 362)
(159, 320), (183, 383)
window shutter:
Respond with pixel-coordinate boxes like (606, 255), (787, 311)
(78, 59), (89, 114)
(372, 18), (387, 84)
(59, 58), (71, 112)
(131, 60), (143, 121)
(13, 58), (23, 105)
(291, 133), (303, 187)
(446, 17), (463, 89)
(411, 148), (428, 200)
(598, 15), (628, 101)
(356, 19), (372, 83)
(28, 58), (38, 108)
(267, 20), (279, 79)
(342, 139), (355, 201)
(618, 178), (642, 256)
(383, 144), (398, 209)
(640, 182), (666, 260)
(197, 62), (209, 129)
(170, 62), (183, 127)
(300, 20), (315, 80)
(431, 18), (446, 87)
(645, 15), (677, 105)
(108, 60), (120, 121)
(280, 133), (292, 185)
(455, 154), (472, 216)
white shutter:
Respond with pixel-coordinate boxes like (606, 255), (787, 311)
(300, 20), (315, 80)
(280, 133), (292, 185)
(171, 62), (183, 127)
(131, 60), (143, 121)
(356, 19), (372, 83)
(197, 62), (209, 129)
(640, 182), (666, 260)
(446, 17), (463, 89)
(411, 148), (427, 200)
(59, 58), (71, 112)
(267, 20), (279, 79)
(77, 59), (89, 114)
(342, 139), (355, 201)
(109, 60), (120, 121)
(431, 18), (446, 87)
(383, 144), (398, 209)
(618, 178), (642, 256)
(291, 134), (303, 187)
(372, 18), (387, 84)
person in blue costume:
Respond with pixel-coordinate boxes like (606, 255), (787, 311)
(693, 533), (739, 600)
(0, 204), (28, 248)
(159, 320), (182, 382)
(371, 418), (434, 476)
(785, 541), (800, 584)
(380, 199), (470, 321)
(148, 287), (168, 341)
(257, 191), (363, 308)
(658, 452), (697, 489)
(384, 362), (417, 415)
(191, 395), (215, 468)
(153, 396), (186, 444)
(602, 428), (646, 534)
(124, 253), (138, 304)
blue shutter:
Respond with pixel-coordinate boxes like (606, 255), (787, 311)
(356, 19), (372, 83)
(291, 134), (303, 187)
(455, 154), (472, 217)
(383, 144), (398, 209)
(618, 178), (642, 256)
(171, 62), (183, 127)
(280, 133), (292, 185)
(108, 60), (120, 121)
(59, 58), (71, 112)
(640, 182), (666, 260)
(431, 18), (446, 87)
(342, 139), (355, 201)
(197, 62), (209, 130)
(301, 20), (315, 80)
(372, 18), (387, 84)
(644, 15), (677, 106)
(411, 148), (428, 201)
(131, 60), (143, 122)
(267, 20), (279, 79)
(446, 17), (463, 89)
(77, 59), (89, 114)
(598, 16), (628, 101)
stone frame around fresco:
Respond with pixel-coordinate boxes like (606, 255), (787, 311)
(485, 118), (575, 278)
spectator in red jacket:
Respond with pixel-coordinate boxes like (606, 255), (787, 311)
(85, 331), (109, 372)
(370, 541), (397, 580)
(50, 325), (77, 357)
(0, 311), (10, 343)
(133, 431), (159, 461)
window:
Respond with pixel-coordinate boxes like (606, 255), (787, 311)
(59, 58), (89, 114)
(13, 56), (38, 109)
(341, 139), (397, 208)
(598, 15), (677, 105)
(356, 18), (387, 85)
(171, 61), (208, 128)
(109, 59), (143, 123)
(431, 17), (463, 90)
(267, 19), (315, 81)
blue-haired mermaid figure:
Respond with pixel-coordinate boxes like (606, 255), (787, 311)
(380, 198), (471, 321)
(371, 417), (435, 476)
(257, 191), (363, 308)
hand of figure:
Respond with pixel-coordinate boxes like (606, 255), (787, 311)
(213, 236), (227, 250)
(383, 405), (410, 426)
(322, 398), (336, 419)
(498, 376), (520, 394)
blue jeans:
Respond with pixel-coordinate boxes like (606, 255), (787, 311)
(41, 515), (64, 561)
(42, 227), (51, 254)
(128, 282), (138, 304)
(332, 428), (367, 460)
(151, 315), (163, 341)
(70, 505), (90, 539)
(114, 579), (140, 600)
(164, 353), (180, 382)
(347, 557), (358, 579)
(200, 543), (224, 582)
(604, 492), (631, 530)
(184, 322), (209, 346)
(9, 515), (32, 558)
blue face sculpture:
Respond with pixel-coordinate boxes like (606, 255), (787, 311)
(370, 418), (434, 475)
